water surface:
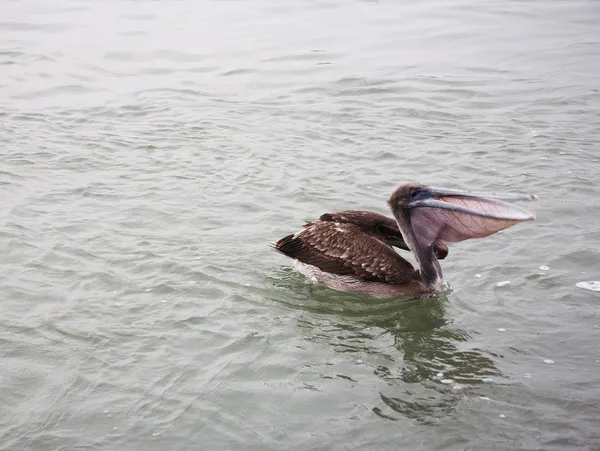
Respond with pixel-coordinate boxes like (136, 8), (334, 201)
(2, 0), (600, 449)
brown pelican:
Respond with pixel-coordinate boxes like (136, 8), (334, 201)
(273, 183), (537, 298)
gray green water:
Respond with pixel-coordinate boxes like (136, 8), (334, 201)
(2, 0), (600, 449)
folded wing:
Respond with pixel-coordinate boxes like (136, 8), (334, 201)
(274, 221), (415, 284)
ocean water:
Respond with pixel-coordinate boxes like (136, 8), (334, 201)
(1, 0), (600, 449)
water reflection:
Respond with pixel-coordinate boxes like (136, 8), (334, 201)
(269, 268), (501, 423)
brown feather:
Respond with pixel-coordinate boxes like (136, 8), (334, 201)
(274, 219), (416, 284)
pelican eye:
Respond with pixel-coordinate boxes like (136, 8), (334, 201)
(408, 188), (419, 199)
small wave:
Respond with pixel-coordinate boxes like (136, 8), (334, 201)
(576, 281), (600, 292)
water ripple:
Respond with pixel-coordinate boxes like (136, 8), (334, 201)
(1, 0), (600, 448)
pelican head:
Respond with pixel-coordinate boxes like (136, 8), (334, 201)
(388, 183), (537, 288)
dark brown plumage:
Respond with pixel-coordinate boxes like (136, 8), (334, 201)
(275, 211), (417, 284)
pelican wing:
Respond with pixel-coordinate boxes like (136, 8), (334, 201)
(274, 220), (415, 284)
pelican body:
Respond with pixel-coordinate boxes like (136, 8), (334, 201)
(273, 183), (536, 298)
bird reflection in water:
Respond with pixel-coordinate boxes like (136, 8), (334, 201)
(269, 271), (500, 423)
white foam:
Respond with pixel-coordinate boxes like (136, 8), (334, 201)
(576, 281), (600, 292)
(497, 328), (506, 332)
(539, 265), (550, 271)
(440, 379), (454, 384)
(543, 359), (555, 365)
(496, 281), (511, 287)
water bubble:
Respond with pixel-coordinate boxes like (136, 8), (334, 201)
(498, 414), (506, 419)
(356, 359), (363, 364)
(543, 359), (555, 365)
(440, 379), (454, 385)
(452, 385), (463, 390)
(496, 281), (511, 287)
(475, 274), (482, 278)
(479, 396), (491, 401)
(523, 374), (532, 379)
(189, 281), (196, 284)
(497, 328), (506, 332)
(539, 265), (550, 271)
(145, 288), (152, 292)
(481, 377), (493, 383)
(576, 281), (600, 292)
(436, 372), (444, 378)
